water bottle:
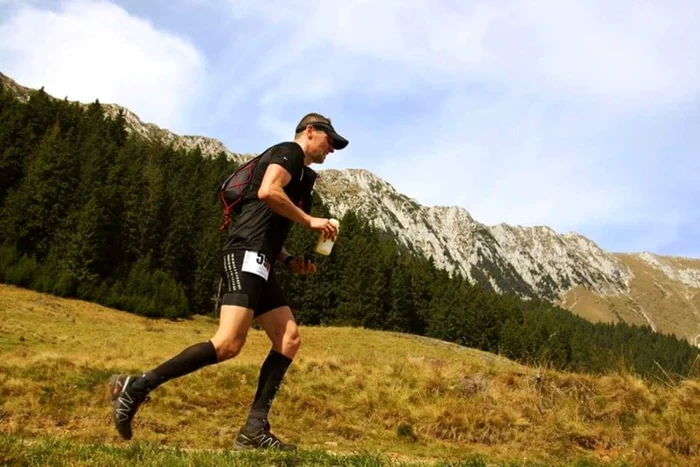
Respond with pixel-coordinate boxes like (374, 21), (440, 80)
(315, 219), (340, 256)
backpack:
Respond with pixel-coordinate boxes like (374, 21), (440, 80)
(217, 145), (316, 230)
(218, 149), (269, 230)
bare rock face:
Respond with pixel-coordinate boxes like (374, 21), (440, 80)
(315, 169), (631, 300)
(636, 252), (700, 289)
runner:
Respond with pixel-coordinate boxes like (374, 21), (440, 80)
(110, 113), (348, 450)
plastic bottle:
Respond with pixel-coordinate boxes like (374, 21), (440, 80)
(315, 218), (340, 255)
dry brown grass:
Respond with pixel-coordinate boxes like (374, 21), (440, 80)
(1, 283), (699, 465)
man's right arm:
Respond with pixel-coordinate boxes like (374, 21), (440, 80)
(257, 164), (311, 227)
(258, 164), (338, 240)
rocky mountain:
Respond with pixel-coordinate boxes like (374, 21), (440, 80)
(315, 169), (631, 300)
(2, 71), (699, 346)
(0, 72), (31, 102)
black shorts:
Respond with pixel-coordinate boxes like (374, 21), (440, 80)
(219, 249), (288, 317)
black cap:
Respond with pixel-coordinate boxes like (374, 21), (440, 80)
(296, 121), (349, 150)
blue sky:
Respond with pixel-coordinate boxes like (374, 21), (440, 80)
(1, 0), (698, 258)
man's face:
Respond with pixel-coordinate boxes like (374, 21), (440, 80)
(307, 127), (334, 164)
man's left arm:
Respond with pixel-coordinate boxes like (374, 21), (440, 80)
(277, 247), (292, 266)
(277, 246), (316, 274)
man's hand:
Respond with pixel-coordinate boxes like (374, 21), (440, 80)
(287, 255), (316, 274)
(308, 217), (338, 241)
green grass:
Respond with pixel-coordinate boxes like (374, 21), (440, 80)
(0, 435), (625, 467)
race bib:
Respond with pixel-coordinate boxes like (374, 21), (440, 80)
(241, 250), (271, 280)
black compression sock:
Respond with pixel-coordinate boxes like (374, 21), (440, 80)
(132, 341), (218, 392)
(244, 350), (292, 433)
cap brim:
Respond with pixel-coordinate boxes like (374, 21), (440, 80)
(329, 131), (349, 150)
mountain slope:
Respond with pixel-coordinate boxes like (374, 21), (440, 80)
(559, 254), (700, 344)
(313, 168), (700, 345)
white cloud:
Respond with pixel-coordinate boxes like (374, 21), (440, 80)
(0, 0), (206, 133)
(222, 0), (700, 107)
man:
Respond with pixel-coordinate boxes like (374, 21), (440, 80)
(109, 113), (348, 450)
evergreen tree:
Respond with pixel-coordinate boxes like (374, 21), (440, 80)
(1, 123), (79, 258)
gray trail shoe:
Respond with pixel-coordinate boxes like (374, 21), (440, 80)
(110, 374), (150, 440)
(233, 426), (296, 451)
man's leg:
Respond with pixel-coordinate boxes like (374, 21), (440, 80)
(137, 304), (255, 390)
(111, 249), (265, 440)
(247, 306), (300, 429)
(235, 306), (300, 450)
(111, 304), (254, 440)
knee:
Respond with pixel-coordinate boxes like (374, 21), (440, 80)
(284, 330), (301, 355)
(213, 336), (246, 361)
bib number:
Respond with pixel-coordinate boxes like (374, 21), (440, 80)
(242, 251), (271, 280)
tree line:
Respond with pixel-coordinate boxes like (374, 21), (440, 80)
(1, 84), (698, 381)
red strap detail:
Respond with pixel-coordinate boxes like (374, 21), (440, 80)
(219, 190), (232, 231)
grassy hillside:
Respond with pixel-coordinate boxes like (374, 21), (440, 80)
(1, 284), (699, 466)
(559, 255), (700, 345)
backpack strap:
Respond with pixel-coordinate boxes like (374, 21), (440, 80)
(298, 167), (317, 214)
(218, 146), (275, 231)
(218, 155), (260, 231)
